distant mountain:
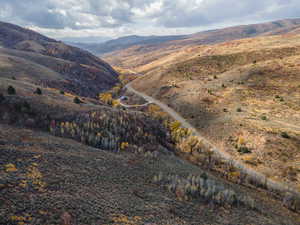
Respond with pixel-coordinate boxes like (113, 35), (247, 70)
(181, 18), (300, 46)
(0, 21), (119, 97)
(104, 18), (300, 72)
(59, 36), (111, 44)
(74, 34), (188, 55)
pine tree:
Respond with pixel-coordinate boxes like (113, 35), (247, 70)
(7, 86), (16, 95)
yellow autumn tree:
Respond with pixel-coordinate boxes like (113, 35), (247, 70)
(112, 99), (120, 107)
(148, 104), (168, 119)
(99, 93), (113, 105)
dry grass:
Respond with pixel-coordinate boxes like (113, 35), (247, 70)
(130, 34), (300, 189)
(104, 34), (300, 74)
(1, 124), (299, 225)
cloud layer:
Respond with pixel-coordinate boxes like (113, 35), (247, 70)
(1, 0), (300, 38)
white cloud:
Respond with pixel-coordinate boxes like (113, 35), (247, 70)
(0, 0), (300, 38)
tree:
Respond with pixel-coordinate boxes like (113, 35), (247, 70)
(73, 97), (82, 104)
(60, 90), (65, 95)
(34, 88), (42, 95)
(99, 93), (113, 105)
(0, 93), (5, 103)
(7, 86), (16, 95)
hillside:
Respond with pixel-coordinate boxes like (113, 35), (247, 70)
(72, 34), (187, 55)
(104, 18), (300, 72)
(131, 33), (300, 192)
(1, 21), (300, 225)
(0, 77), (299, 224)
(0, 21), (119, 97)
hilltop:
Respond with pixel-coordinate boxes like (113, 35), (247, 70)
(104, 18), (300, 71)
(71, 34), (187, 55)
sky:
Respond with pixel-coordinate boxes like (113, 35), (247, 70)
(1, 0), (300, 41)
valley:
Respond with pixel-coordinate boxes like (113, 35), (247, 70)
(1, 18), (300, 225)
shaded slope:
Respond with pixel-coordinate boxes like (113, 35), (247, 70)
(0, 21), (119, 96)
(72, 34), (188, 55)
(1, 125), (299, 225)
(0, 48), (117, 97)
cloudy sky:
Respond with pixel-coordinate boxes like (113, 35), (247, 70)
(1, 0), (300, 41)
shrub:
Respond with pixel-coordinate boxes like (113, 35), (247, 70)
(99, 92), (113, 105)
(238, 146), (252, 154)
(112, 99), (120, 107)
(281, 132), (290, 139)
(73, 97), (82, 104)
(34, 88), (42, 95)
(153, 172), (256, 209)
(213, 75), (218, 79)
(275, 95), (280, 99)
(261, 115), (267, 121)
(236, 108), (242, 112)
(120, 142), (129, 150)
(60, 90), (65, 95)
(14, 101), (31, 113)
(11, 76), (16, 80)
(221, 84), (226, 88)
(0, 93), (5, 103)
(283, 167), (298, 181)
(7, 86), (16, 95)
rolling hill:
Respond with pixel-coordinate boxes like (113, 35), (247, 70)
(0, 21), (119, 98)
(104, 18), (300, 72)
(130, 33), (300, 192)
(71, 34), (188, 55)
(1, 20), (300, 225)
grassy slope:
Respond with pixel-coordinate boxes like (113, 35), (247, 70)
(131, 34), (300, 189)
(0, 47), (119, 98)
(103, 19), (300, 72)
(1, 21), (300, 224)
(0, 51), (299, 225)
(1, 125), (300, 225)
(2, 71), (299, 224)
(0, 21), (120, 98)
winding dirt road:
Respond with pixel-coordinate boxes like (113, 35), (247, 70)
(125, 81), (300, 197)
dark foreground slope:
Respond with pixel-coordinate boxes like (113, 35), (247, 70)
(1, 124), (300, 225)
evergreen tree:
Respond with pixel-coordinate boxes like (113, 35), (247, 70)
(7, 86), (16, 95)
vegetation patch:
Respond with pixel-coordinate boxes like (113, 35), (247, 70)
(153, 172), (256, 209)
(7, 85), (16, 95)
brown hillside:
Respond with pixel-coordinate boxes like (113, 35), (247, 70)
(1, 20), (300, 225)
(2, 61), (299, 225)
(131, 33), (300, 190)
(104, 18), (300, 72)
(0, 21), (119, 97)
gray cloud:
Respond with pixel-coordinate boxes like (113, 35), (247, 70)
(0, 0), (300, 37)
(152, 0), (300, 28)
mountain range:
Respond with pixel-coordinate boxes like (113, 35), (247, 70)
(72, 18), (300, 57)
